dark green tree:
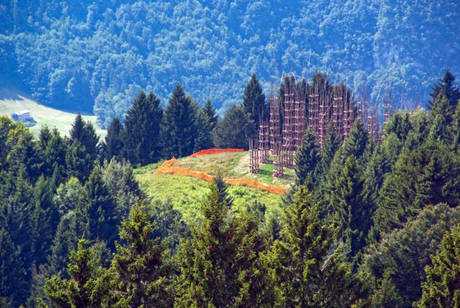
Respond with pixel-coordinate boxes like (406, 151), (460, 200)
(194, 107), (215, 152)
(373, 140), (460, 237)
(45, 239), (106, 307)
(65, 139), (93, 183)
(203, 98), (218, 132)
(428, 70), (460, 111)
(242, 73), (266, 130)
(264, 185), (366, 307)
(41, 128), (68, 182)
(106, 203), (173, 307)
(82, 165), (119, 250)
(162, 84), (197, 158)
(0, 228), (27, 306)
(361, 204), (460, 307)
(294, 128), (320, 189)
(122, 91), (163, 165)
(175, 177), (272, 306)
(417, 222), (460, 308)
(69, 114), (99, 163)
(102, 117), (124, 161)
(318, 121), (340, 177)
(213, 104), (255, 149)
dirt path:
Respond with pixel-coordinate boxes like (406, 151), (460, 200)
(233, 152), (250, 175)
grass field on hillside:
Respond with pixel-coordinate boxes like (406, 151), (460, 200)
(135, 152), (290, 225)
(0, 96), (105, 137)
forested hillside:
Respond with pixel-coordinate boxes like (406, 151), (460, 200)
(0, 70), (458, 307)
(1, 0), (458, 127)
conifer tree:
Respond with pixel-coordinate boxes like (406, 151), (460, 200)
(204, 98), (218, 131)
(318, 121), (340, 177)
(45, 239), (106, 307)
(264, 185), (365, 307)
(82, 165), (119, 250)
(428, 70), (460, 111)
(103, 117), (124, 161)
(194, 107), (214, 152)
(162, 84), (197, 158)
(213, 104), (255, 149)
(42, 129), (68, 182)
(294, 128), (320, 189)
(107, 203), (173, 307)
(175, 177), (271, 306)
(65, 139), (93, 182)
(69, 114), (99, 163)
(122, 91), (163, 165)
(243, 73), (266, 130)
(362, 204), (460, 307)
(417, 223), (460, 307)
(0, 228), (27, 306)
(373, 140), (459, 237)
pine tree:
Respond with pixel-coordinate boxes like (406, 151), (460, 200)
(243, 73), (266, 130)
(213, 104), (255, 149)
(361, 204), (460, 307)
(0, 228), (27, 306)
(103, 117), (124, 161)
(294, 128), (320, 189)
(122, 91), (163, 165)
(417, 223), (460, 308)
(204, 98), (218, 131)
(45, 239), (106, 307)
(162, 84), (197, 158)
(318, 121), (340, 177)
(82, 165), (119, 250)
(428, 70), (460, 111)
(42, 129), (68, 182)
(70, 114), (99, 163)
(194, 107), (214, 152)
(107, 203), (173, 307)
(30, 175), (59, 267)
(373, 140), (460, 237)
(175, 177), (271, 306)
(264, 185), (365, 307)
(65, 139), (93, 183)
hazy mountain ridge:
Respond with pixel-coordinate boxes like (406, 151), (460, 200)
(0, 0), (458, 127)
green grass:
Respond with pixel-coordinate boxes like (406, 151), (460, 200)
(0, 95), (106, 137)
(135, 152), (288, 225)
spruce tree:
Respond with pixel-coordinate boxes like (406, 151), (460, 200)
(194, 108), (214, 152)
(213, 104), (255, 149)
(373, 140), (460, 237)
(428, 70), (460, 111)
(65, 139), (93, 183)
(318, 121), (340, 177)
(123, 91), (163, 165)
(103, 117), (124, 161)
(82, 165), (119, 250)
(162, 84), (197, 158)
(243, 73), (266, 130)
(204, 98), (218, 131)
(264, 185), (365, 307)
(417, 223), (460, 307)
(107, 203), (173, 307)
(45, 239), (106, 307)
(175, 177), (271, 306)
(294, 128), (320, 189)
(69, 114), (99, 163)
(0, 228), (27, 306)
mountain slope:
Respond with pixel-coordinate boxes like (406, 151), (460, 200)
(0, 0), (458, 127)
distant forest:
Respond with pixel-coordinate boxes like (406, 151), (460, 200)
(1, 0), (459, 127)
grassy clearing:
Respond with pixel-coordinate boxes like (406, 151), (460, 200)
(135, 153), (286, 225)
(174, 152), (246, 178)
(0, 96), (105, 137)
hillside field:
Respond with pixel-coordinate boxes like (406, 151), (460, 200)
(135, 152), (294, 224)
(0, 94), (105, 137)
